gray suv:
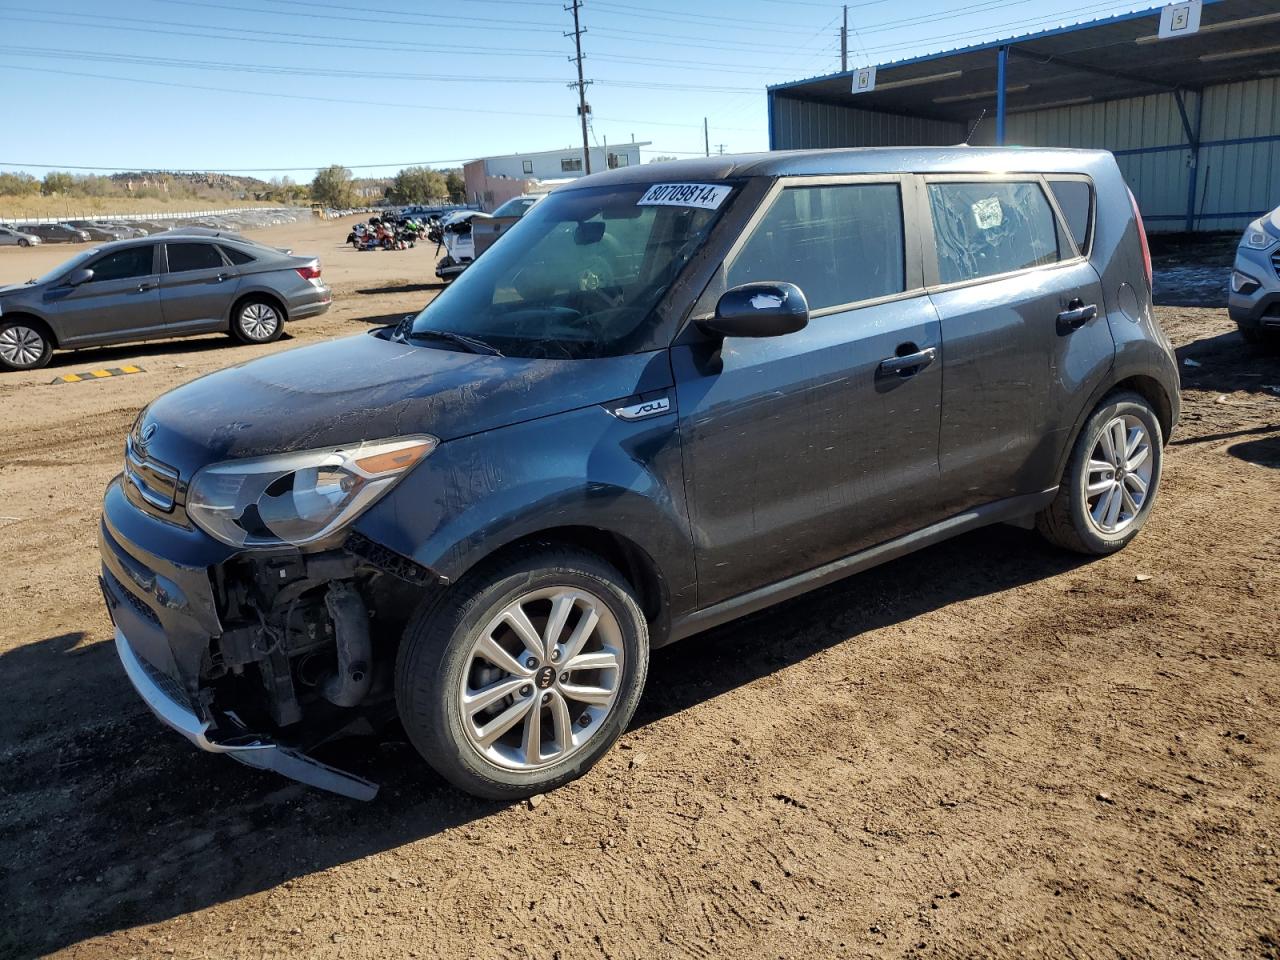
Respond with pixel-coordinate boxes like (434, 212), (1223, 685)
(99, 147), (1179, 801)
(0, 235), (332, 371)
(1228, 204), (1280, 345)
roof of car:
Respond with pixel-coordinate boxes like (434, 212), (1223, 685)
(560, 146), (1117, 189)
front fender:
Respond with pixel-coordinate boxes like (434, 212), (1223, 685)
(353, 400), (697, 620)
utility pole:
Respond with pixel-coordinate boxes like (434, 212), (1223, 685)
(566, 0), (592, 174)
(715, 143), (727, 155)
(704, 117), (710, 157)
(841, 5), (848, 72)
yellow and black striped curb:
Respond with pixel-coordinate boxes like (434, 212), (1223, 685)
(51, 365), (145, 384)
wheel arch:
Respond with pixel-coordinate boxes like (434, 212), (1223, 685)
(450, 524), (672, 645)
(229, 289), (289, 328)
(0, 311), (59, 348)
(1109, 374), (1174, 443)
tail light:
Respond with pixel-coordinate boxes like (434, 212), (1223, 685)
(295, 261), (321, 282)
(1127, 187), (1153, 290)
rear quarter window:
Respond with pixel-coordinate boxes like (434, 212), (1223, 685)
(219, 244), (257, 265)
(1047, 178), (1094, 253)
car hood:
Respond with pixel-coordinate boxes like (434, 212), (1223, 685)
(137, 331), (673, 475)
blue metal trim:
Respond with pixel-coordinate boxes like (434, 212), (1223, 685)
(1185, 92), (1204, 232)
(765, 0), (1226, 93)
(1172, 90), (1198, 150)
(996, 46), (1009, 146)
(767, 91), (776, 150)
(1144, 210), (1267, 221)
(1112, 132), (1280, 157)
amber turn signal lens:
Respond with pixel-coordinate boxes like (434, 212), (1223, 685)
(353, 441), (434, 476)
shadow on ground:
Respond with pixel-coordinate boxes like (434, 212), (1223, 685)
(1174, 329), (1280, 401)
(1, 525), (1087, 956)
(36, 333), (274, 372)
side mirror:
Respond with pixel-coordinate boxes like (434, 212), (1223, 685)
(66, 268), (94, 286)
(699, 282), (809, 339)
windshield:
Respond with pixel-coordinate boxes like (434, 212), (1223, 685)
(34, 248), (98, 285)
(410, 182), (732, 359)
(492, 196), (539, 218)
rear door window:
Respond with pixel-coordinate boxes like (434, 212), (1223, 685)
(166, 242), (226, 273)
(728, 183), (905, 311)
(1047, 178), (1094, 253)
(87, 245), (154, 282)
(928, 181), (1060, 284)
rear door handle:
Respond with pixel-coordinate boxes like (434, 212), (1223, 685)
(878, 346), (937, 377)
(1057, 299), (1098, 332)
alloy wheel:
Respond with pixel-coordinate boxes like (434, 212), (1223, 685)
(458, 587), (624, 771)
(0, 325), (46, 367)
(239, 303), (279, 340)
(1085, 414), (1153, 535)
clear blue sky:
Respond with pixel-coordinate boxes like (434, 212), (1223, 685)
(0, 0), (1158, 178)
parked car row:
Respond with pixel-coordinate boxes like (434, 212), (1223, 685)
(0, 207), (309, 248)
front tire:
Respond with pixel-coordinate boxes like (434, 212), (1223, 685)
(0, 320), (53, 371)
(396, 548), (649, 800)
(18, 239), (30, 247)
(230, 298), (284, 344)
(1037, 391), (1164, 555)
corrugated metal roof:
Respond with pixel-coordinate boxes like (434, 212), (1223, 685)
(768, 0), (1280, 123)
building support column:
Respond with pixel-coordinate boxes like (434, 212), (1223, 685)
(996, 45), (1009, 145)
(1176, 89), (1204, 232)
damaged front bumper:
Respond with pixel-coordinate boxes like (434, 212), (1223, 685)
(112, 625), (377, 801)
(99, 475), (384, 800)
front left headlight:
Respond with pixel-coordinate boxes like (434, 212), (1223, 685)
(186, 436), (437, 547)
(1244, 224), (1278, 250)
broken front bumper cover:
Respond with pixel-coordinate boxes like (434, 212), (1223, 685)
(115, 625), (378, 801)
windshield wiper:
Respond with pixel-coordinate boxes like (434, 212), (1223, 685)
(407, 328), (503, 357)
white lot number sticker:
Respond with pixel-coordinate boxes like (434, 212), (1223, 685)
(971, 196), (1004, 230)
(638, 183), (731, 210)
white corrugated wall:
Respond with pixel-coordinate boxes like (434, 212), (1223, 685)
(770, 77), (1280, 232)
(770, 98), (964, 151)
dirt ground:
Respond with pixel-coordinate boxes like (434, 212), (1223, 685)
(0, 218), (1277, 960)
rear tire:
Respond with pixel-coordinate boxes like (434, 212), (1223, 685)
(230, 298), (284, 344)
(0, 320), (53, 371)
(396, 547), (649, 800)
(1037, 391), (1164, 555)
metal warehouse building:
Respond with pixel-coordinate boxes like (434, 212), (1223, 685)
(767, 0), (1279, 232)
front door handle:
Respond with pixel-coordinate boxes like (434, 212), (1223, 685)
(212, 273), (232, 283)
(136, 281), (157, 292)
(878, 345), (937, 377)
(1057, 298), (1098, 332)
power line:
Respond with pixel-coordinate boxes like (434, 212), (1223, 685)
(0, 63), (759, 131)
(0, 44), (769, 93)
(0, 7), (839, 75)
(155, 0), (566, 34)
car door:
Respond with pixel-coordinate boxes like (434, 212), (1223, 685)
(922, 176), (1112, 515)
(42, 244), (164, 346)
(672, 177), (944, 606)
(159, 241), (241, 331)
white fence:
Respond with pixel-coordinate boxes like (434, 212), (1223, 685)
(8, 206), (309, 227)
